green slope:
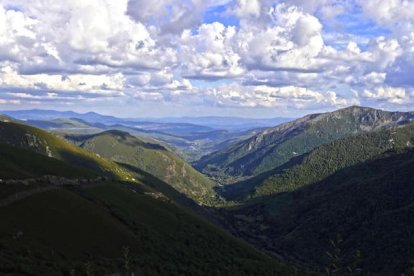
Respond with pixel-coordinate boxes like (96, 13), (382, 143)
(222, 122), (414, 200)
(195, 106), (414, 179)
(0, 143), (97, 179)
(0, 129), (297, 275)
(66, 130), (218, 205)
(221, 149), (414, 274)
(0, 121), (132, 180)
(0, 182), (296, 275)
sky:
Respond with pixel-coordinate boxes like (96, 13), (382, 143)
(0, 0), (414, 118)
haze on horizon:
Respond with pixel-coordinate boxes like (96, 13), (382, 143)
(0, 0), (413, 118)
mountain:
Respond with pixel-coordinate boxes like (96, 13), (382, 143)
(26, 118), (104, 135)
(221, 122), (414, 200)
(0, 115), (21, 124)
(151, 116), (294, 131)
(107, 124), (262, 162)
(28, 117), (95, 128)
(219, 148), (414, 274)
(64, 130), (218, 205)
(8, 110), (264, 161)
(0, 121), (132, 180)
(0, 118), (296, 275)
(195, 106), (414, 179)
(0, 143), (97, 179)
(2, 109), (286, 131)
(2, 109), (119, 124)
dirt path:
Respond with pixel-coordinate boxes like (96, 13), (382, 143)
(0, 186), (58, 208)
(0, 179), (106, 208)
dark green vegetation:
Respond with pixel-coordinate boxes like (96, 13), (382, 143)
(220, 148), (414, 274)
(196, 106), (414, 179)
(210, 107), (414, 274)
(65, 130), (219, 205)
(0, 143), (97, 179)
(0, 183), (295, 275)
(222, 122), (414, 200)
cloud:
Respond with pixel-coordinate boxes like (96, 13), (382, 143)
(359, 0), (414, 26)
(202, 83), (359, 109)
(0, 0), (413, 115)
(1, 0), (177, 73)
(180, 22), (244, 79)
(238, 4), (325, 72)
(0, 66), (125, 99)
(0, 98), (20, 105)
(363, 86), (409, 104)
(127, 0), (232, 34)
(232, 0), (261, 18)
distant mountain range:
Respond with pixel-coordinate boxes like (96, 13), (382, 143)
(2, 109), (275, 161)
(149, 116), (293, 131)
(1, 109), (293, 131)
(2, 109), (119, 124)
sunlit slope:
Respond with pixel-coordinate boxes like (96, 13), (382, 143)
(67, 130), (218, 204)
(0, 121), (132, 180)
(0, 143), (97, 179)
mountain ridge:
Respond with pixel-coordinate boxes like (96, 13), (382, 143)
(195, 106), (414, 179)
(220, 121), (414, 200)
(65, 130), (219, 205)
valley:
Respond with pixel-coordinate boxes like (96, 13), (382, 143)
(1, 106), (414, 275)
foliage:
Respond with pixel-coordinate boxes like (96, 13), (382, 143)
(221, 148), (414, 274)
(0, 183), (297, 275)
(222, 123), (414, 200)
